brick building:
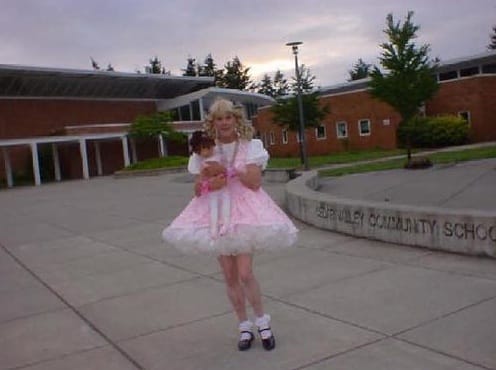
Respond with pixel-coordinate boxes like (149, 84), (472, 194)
(1, 51), (495, 187)
(0, 65), (273, 187)
(252, 51), (496, 157)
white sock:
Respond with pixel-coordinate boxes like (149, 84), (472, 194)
(239, 320), (253, 341)
(255, 314), (272, 340)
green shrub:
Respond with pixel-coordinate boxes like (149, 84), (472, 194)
(129, 112), (186, 143)
(398, 115), (469, 148)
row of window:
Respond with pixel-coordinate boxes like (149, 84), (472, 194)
(437, 63), (496, 81)
(261, 119), (373, 146)
(260, 110), (471, 146)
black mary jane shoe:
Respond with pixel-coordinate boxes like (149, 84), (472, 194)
(238, 331), (254, 351)
(259, 328), (276, 351)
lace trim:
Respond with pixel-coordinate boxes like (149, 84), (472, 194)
(163, 224), (297, 255)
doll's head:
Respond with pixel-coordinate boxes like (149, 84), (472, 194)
(190, 130), (215, 158)
(204, 98), (254, 141)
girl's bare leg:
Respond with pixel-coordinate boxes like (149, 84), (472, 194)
(235, 253), (263, 317)
(218, 255), (248, 321)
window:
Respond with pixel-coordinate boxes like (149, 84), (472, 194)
(282, 129), (288, 144)
(336, 121), (348, 138)
(269, 131), (275, 145)
(261, 133), (268, 148)
(315, 124), (326, 140)
(438, 70), (458, 81)
(460, 67), (479, 77)
(358, 119), (371, 136)
(296, 131), (302, 143)
(458, 111), (471, 125)
(482, 63), (496, 74)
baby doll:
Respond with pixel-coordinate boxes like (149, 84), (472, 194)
(189, 130), (232, 239)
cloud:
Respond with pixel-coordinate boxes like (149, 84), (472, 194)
(1, 0), (495, 86)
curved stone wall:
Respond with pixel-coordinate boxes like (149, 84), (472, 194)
(285, 171), (496, 258)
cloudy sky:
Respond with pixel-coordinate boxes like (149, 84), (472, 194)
(1, 0), (495, 87)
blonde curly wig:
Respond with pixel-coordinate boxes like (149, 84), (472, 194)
(203, 98), (254, 140)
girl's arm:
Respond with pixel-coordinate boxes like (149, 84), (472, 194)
(237, 164), (262, 191)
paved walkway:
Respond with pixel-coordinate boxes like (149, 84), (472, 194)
(319, 158), (496, 212)
(1, 172), (496, 369)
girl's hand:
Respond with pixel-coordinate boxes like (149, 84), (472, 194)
(238, 164), (262, 190)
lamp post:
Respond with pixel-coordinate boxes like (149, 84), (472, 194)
(286, 41), (309, 170)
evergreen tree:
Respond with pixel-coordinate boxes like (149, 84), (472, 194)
(368, 11), (439, 162)
(252, 70), (289, 98)
(216, 56), (252, 90)
(183, 57), (198, 76)
(146, 57), (169, 74)
(273, 70), (289, 97)
(348, 58), (371, 81)
(255, 74), (276, 97)
(488, 25), (496, 50)
(271, 93), (327, 131)
(290, 64), (315, 93)
(198, 54), (216, 77)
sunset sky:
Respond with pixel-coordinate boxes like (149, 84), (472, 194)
(2, 0), (495, 88)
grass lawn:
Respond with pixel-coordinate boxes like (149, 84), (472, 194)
(122, 145), (496, 176)
(319, 145), (496, 177)
(123, 156), (189, 171)
(267, 148), (406, 168)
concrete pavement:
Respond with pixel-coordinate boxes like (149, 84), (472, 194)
(318, 158), (496, 211)
(1, 173), (496, 369)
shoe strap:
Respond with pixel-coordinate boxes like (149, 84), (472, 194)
(239, 331), (253, 341)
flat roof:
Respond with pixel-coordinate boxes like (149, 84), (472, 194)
(318, 50), (496, 96)
(0, 64), (214, 99)
(157, 87), (276, 111)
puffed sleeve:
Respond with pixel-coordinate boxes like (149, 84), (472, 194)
(246, 139), (269, 170)
(187, 153), (202, 175)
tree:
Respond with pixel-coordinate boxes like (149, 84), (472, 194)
(128, 112), (186, 157)
(290, 64), (315, 93)
(348, 58), (371, 81)
(270, 63), (329, 166)
(271, 93), (327, 131)
(216, 56), (252, 90)
(198, 53), (216, 77)
(273, 70), (290, 97)
(368, 11), (439, 162)
(106, 64), (115, 72)
(198, 53), (224, 85)
(145, 57), (169, 74)
(255, 74), (276, 97)
(488, 25), (496, 50)
(182, 57), (198, 76)
(90, 57), (100, 70)
(252, 70), (289, 98)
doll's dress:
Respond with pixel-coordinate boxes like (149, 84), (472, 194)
(162, 139), (298, 255)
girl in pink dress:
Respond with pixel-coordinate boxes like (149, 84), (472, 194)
(162, 98), (298, 351)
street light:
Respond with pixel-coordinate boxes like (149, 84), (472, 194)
(286, 41), (309, 170)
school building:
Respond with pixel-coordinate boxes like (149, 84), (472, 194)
(0, 65), (273, 187)
(252, 51), (496, 157)
(1, 51), (495, 187)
